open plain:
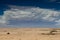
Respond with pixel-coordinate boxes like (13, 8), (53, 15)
(0, 28), (60, 40)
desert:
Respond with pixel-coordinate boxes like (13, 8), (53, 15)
(0, 28), (60, 40)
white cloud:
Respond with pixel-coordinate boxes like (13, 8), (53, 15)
(55, 19), (60, 25)
(0, 16), (6, 24)
(0, 6), (60, 27)
(4, 7), (60, 21)
(4, 7), (60, 20)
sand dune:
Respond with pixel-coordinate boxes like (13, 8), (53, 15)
(0, 28), (60, 40)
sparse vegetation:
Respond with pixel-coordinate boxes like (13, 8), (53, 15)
(49, 30), (57, 35)
(7, 32), (10, 35)
(0, 28), (60, 40)
(41, 29), (57, 35)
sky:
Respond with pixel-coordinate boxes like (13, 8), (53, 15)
(0, 0), (60, 28)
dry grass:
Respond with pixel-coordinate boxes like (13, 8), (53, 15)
(0, 28), (60, 40)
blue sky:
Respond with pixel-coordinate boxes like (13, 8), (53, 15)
(0, 0), (60, 28)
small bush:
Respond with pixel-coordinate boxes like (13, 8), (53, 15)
(7, 32), (10, 35)
(41, 30), (57, 35)
(49, 30), (57, 35)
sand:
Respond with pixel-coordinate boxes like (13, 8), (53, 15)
(0, 28), (60, 40)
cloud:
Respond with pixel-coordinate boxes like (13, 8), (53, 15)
(4, 7), (59, 21)
(0, 6), (60, 27)
(55, 19), (60, 25)
(0, 16), (6, 24)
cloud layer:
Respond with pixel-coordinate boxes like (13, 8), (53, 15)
(0, 6), (60, 27)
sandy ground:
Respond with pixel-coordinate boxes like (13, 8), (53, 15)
(0, 28), (60, 40)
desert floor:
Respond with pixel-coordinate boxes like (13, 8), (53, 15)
(0, 28), (60, 40)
